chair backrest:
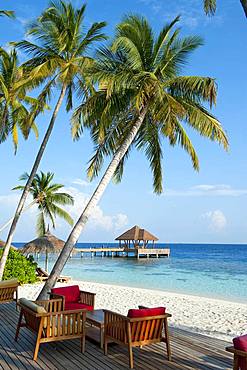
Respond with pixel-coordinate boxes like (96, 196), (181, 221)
(0, 279), (18, 302)
(129, 316), (164, 343)
(127, 307), (166, 342)
(19, 298), (47, 332)
(51, 285), (80, 303)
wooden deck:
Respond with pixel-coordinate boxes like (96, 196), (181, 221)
(0, 302), (233, 369)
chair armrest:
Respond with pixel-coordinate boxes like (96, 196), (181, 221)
(226, 346), (247, 357)
(79, 290), (96, 307)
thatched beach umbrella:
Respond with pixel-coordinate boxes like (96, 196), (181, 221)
(116, 225), (158, 249)
(22, 230), (65, 272)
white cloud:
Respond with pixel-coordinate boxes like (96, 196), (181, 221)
(0, 186), (129, 241)
(201, 210), (227, 232)
(138, 0), (223, 28)
(163, 184), (247, 197)
(72, 179), (91, 187)
(63, 186), (129, 233)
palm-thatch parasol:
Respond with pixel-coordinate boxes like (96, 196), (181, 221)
(22, 230), (65, 272)
(116, 225), (158, 249)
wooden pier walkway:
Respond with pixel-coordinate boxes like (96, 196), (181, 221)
(0, 302), (233, 369)
(73, 247), (170, 258)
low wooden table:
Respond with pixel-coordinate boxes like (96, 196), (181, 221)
(86, 309), (105, 349)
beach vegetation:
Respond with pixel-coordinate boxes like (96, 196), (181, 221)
(0, 248), (37, 284)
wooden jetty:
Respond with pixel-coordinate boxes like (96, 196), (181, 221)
(74, 246), (170, 258)
(0, 302), (232, 369)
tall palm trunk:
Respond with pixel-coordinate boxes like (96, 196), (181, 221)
(0, 84), (67, 280)
(240, 0), (247, 16)
(38, 106), (148, 299)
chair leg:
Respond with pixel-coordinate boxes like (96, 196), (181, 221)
(33, 340), (40, 361)
(15, 311), (23, 341)
(81, 335), (85, 353)
(164, 318), (172, 361)
(128, 344), (134, 369)
(233, 354), (239, 370)
(104, 337), (108, 356)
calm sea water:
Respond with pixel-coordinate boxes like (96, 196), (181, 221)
(14, 243), (247, 303)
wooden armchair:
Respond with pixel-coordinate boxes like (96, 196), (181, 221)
(15, 297), (86, 361)
(104, 307), (172, 369)
(0, 278), (19, 308)
(50, 285), (95, 311)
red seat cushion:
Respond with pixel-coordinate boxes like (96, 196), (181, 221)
(51, 285), (80, 303)
(127, 307), (166, 318)
(233, 335), (247, 370)
(233, 335), (247, 352)
(65, 302), (94, 311)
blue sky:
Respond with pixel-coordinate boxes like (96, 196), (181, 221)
(0, 0), (246, 244)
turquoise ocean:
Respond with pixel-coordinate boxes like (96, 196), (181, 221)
(14, 243), (247, 303)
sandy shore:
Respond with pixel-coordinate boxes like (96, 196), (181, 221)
(19, 280), (247, 342)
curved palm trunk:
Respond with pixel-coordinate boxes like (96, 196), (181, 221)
(0, 199), (37, 234)
(38, 107), (148, 299)
(240, 0), (247, 16)
(0, 84), (67, 280)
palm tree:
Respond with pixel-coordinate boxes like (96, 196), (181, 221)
(0, 10), (15, 19)
(0, 0), (106, 280)
(38, 15), (228, 298)
(13, 171), (74, 236)
(204, 0), (247, 17)
(0, 48), (42, 152)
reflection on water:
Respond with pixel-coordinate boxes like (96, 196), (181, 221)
(14, 243), (247, 303)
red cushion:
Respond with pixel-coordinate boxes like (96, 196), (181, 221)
(233, 335), (247, 370)
(127, 307), (166, 318)
(51, 285), (80, 303)
(233, 335), (247, 352)
(65, 302), (94, 311)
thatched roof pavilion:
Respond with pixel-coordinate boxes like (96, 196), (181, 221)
(22, 230), (65, 271)
(116, 225), (158, 249)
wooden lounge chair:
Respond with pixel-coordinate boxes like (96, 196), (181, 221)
(50, 285), (95, 311)
(36, 267), (71, 283)
(104, 306), (172, 369)
(0, 278), (19, 308)
(15, 297), (87, 361)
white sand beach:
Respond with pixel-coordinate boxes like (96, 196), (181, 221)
(19, 280), (247, 342)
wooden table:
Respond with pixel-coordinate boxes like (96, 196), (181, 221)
(86, 309), (105, 349)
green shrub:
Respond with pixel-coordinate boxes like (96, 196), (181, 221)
(0, 248), (37, 284)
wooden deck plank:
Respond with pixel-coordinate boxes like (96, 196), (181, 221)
(0, 303), (233, 370)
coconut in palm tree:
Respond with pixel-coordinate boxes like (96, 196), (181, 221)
(38, 14), (228, 299)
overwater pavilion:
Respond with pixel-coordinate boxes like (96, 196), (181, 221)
(115, 225), (170, 258)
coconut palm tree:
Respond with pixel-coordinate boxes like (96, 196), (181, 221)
(38, 14), (228, 298)
(0, 48), (42, 152)
(204, 0), (247, 17)
(13, 171), (74, 236)
(0, 0), (106, 280)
